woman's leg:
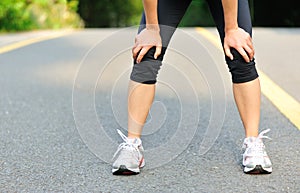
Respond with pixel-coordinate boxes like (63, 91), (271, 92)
(128, 0), (192, 139)
(233, 79), (260, 137)
(206, 0), (272, 174)
(112, 0), (192, 175)
(206, 0), (260, 137)
(127, 81), (155, 138)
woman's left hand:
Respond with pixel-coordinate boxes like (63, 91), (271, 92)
(223, 27), (254, 63)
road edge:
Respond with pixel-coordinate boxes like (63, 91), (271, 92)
(0, 30), (75, 54)
(196, 27), (300, 130)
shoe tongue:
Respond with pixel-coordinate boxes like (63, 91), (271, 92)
(127, 138), (141, 145)
(245, 136), (263, 145)
(247, 137), (257, 143)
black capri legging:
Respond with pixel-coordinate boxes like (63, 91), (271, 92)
(130, 0), (258, 84)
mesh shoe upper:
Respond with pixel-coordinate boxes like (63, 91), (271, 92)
(242, 129), (272, 171)
(112, 130), (145, 173)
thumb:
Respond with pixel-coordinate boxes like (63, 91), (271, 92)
(154, 45), (162, 59)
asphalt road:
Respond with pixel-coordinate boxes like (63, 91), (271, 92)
(0, 28), (299, 192)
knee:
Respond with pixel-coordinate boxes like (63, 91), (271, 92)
(130, 60), (162, 84)
(226, 48), (258, 83)
(130, 47), (166, 84)
(137, 46), (166, 62)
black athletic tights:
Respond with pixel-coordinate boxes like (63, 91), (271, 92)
(130, 0), (258, 84)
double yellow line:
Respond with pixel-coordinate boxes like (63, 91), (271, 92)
(196, 27), (300, 130)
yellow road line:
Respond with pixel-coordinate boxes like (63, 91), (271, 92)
(196, 27), (300, 130)
(0, 30), (74, 54)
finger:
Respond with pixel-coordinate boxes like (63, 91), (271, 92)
(132, 45), (142, 60)
(244, 45), (254, 61)
(136, 46), (151, 63)
(224, 44), (233, 60)
(237, 48), (250, 63)
(246, 40), (255, 60)
(247, 39), (254, 50)
(154, 45), (162, 59)
(132, 47), (136, 59)
(132, 42), (137, 56)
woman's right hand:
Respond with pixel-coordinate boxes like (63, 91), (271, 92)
(132, 28), (162, 63)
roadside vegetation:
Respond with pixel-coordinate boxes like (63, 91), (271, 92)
(0, 0), (83, 32)
(0, 0), (299, 32)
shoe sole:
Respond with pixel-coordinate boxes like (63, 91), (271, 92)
(112, 165), (140, 175)
(244, 165), (272, 174)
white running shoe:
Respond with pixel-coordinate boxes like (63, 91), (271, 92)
(112, 130), (145, 175)
(242, 129), (272, 174)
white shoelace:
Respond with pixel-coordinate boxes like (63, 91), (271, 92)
(112, 129), (141, 161)
(243, 129), (271, 155)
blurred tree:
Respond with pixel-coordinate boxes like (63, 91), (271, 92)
(27, 0), (83, 29)
(78, 0), (214, 27)
(0, 0), (83, 31)
(182, 0), (300, 27)
(180, 0), (214, 27)
(1, 0), (299, 31)
(78, 0), (143, 27)
(252, 0), (300, 27)
(0, 0), (35, 31)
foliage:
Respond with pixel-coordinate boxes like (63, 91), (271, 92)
(78, 0), (143, 27)
(0, 0), (34, 31)
(252, 0), (300, 27)
(0, 0), (83, 32)
(1, 0), (299, 31)
(180, 0), (214, 27)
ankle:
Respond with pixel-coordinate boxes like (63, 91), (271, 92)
(245, 130), (259, 138)
(128, 135), (140, 139)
